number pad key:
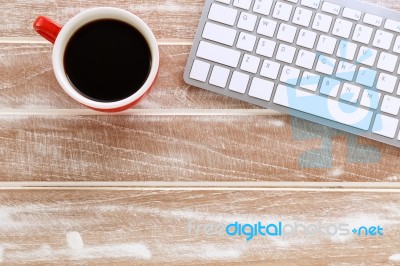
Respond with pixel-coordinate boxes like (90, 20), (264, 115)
(253, 0), (274, 16)
(272, 2), (293, 22)
(332, 19), (353, 38)
(233, 0), (252, 10)
(292, 7), (313, 27)
(312, 13), (333, 33)
(352, 24), (373, 44)
(373, 30), (394, 50)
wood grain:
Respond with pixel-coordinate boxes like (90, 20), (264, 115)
(1, 0), (399, 39)
(0, 0), (398, 183)
(0, 189), (399, 264)
(0, 44), (257, 110)
(0, 0), (203, 40)
(2, 0), (400, 263)
(0, 115), (398, 182)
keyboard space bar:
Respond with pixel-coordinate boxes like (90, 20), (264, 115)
(273, 85), (373, 131)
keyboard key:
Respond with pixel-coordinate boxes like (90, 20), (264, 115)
(301, 0), (320, 9)
(256, 38), (276, 57)
(312, 13), (333, 32)
(292, 7), (313, 27)
(322, 2), (340, 15)
(340, 83), (361, 103)
(237, 12), (258, 31)
(373, 30), (394, 50)
(377, 52), (398, 72)
(343, 8), (362, 21)
(356, 46), (377, 66)
(209, 65), (230, 88)
(272, 2), (293, 22)
(337, 40), (357, 60)
(196, 41), (241, 68)
(372, 114), (399, 138)
(190, 60), (210, 82)
(236, 32), (257, 52)
(360, 89), (381, 110)
(273, 85), (373, 131)
(363, 13), (383, 27)
(320, 77), (340, 97)
(376, 73), (397, 93)
(208, 4), (238, 26)
(316, 55), (336, 75)
(257, 18), (277, 37)
(260, 60), (281, 79)
(229, 71), (250, 93)
(352, 24), (373, 44)
(249, 77), (274, 101)
(202, 22), (237, 46)
(296, 49), (317, 69)
(276, 44), (296, 64)
(384, 19), (400, 33)
(277, 24), (298, 43)
(332, 18), (353, 38)
(296, 29), (317, 49)
(233, 0), (252, 10)
(253, 0), (274, 16)
(393, 36), (400, 54)
(185, 0), (400, 149)
(356, 67), (377, 87)
(336, 61), (356, 81)
(316, 35), (337, 55)
(381, 95), (400, 115)
(300, 71), (320, 91)
(240, 54), (261, 73)
(280, 66), (300, 85)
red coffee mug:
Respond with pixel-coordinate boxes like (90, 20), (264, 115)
(34, 7), (159, 112)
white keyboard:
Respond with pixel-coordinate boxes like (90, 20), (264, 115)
(184, 0), (400, 148)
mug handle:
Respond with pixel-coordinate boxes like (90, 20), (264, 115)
(33, 16), (62, 44)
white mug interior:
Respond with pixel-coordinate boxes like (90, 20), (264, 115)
(52, 7), (159, 110)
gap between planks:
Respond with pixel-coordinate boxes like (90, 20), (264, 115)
(0, 182), (400, 191)
(0, 37), (274, 116)
(0, 109), (280, 116)
(0, 37), (192, 45)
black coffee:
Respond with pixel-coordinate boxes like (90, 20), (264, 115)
(64, 19), (151, 102)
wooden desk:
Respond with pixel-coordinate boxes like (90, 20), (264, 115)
(1, 0), (400, 264)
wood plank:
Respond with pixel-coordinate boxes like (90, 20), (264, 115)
(0, 189), (398, 264)
(1, 0), (400, 38)
(0, 43), (256, 109)
(1, 0), (203, 40)
(0, 115), (398, 182)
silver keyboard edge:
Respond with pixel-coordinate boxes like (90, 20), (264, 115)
(183, 0), (400, 148)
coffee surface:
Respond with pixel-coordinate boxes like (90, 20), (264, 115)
(64, 19), (151, 102)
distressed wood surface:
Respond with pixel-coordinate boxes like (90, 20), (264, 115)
(0, 115), (398, 182)
(0, 10), (398, 183)
(2, 0), (400, 263)
(0, 0), (399, 39)
(0, 189), (399, 264)
(0, 44), (257, 109)
(0, 0), (203, 40)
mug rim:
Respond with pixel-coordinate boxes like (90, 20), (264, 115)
(52, 7), (159, 110)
